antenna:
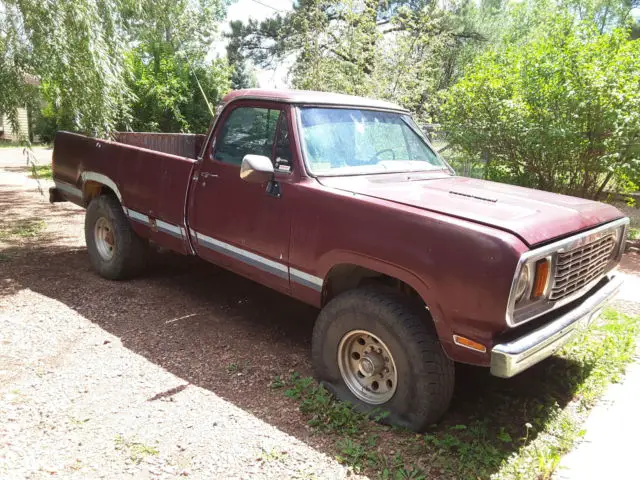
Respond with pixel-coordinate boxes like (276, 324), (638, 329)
(188, 63), (215, 118)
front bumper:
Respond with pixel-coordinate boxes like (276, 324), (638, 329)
(490, 275), (623, 378)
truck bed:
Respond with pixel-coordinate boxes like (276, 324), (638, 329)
(114, 132), (206, 159)
(52, 131), (199, 254)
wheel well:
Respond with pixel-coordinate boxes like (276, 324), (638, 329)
(83, 181), (117, 206)
(323, 264), (423, 307)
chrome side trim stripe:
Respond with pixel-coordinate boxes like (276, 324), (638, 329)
(195, 232), (289, 280)
(193, 231), (324, 290)
(156, 219), (183, 239)
(126, 209), (150, 225)
(54, 180), (82, 199)
(124, 209), (185, 241)
(290, 268), (323, 292)
(116, 213), (324, 290)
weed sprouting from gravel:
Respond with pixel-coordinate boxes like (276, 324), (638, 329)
(257, 447), (288, 463)
(114, 434), (159, 464)
(270, 375), (285, 389)
(226, 360), (252, 375)
(69, 416), (91, 426)
(277, 309), (640, 480)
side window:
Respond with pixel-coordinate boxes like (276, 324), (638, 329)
(274, 112), (293, 172)
(213, 107), (279, 165)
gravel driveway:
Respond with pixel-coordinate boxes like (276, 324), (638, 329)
(2, 148), (639, 480)
(0, 153), (358, 478)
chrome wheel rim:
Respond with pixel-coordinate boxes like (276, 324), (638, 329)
(337, 329), (398, 405)
(94, 217), (115, 261)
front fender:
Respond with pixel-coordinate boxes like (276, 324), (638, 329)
(316, 249), (456, 359)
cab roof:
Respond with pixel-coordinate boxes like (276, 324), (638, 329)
(221, 89), (408, 113)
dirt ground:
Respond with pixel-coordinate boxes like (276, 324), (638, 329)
(0, 152), (358, 479)
(1, 148), (639, 479)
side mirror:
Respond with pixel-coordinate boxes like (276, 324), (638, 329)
(240, 154), (274, 184)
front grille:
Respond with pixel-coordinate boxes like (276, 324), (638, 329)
(550, 234), (616, 301)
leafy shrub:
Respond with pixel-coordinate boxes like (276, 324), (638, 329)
(441, 14), (640, 199)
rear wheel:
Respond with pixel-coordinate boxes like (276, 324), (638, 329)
(85, 194), (148, 280)
(312, 287), (454, 431)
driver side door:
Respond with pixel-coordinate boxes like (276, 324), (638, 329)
(188, 102), (294, 295)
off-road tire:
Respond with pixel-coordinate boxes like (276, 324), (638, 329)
(85, 194), (148, 280)
(312, 286), (455, 431)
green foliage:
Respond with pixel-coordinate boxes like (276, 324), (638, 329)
(119, 0), (232, 133)
(125, 51), (231, 133)
(1, 0), (133, 136)
(226, 20), (258, 90)
(441, 12), (640, 198)
(2, 0), (231, 137)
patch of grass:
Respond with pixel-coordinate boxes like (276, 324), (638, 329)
(29, 164), (52, 180)
(114, 434), (159, 464)
(283, 372), (390, 436)
(0, 219), (45, 240)
(277, 309), (640, 480)
(494, 309), (640, 479)
(629, 227), (640, 241)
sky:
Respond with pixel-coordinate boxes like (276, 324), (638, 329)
(211, 0), (294, 88)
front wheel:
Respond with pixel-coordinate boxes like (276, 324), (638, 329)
(312, 287), (454, 431)
(85, 194), (148, 280)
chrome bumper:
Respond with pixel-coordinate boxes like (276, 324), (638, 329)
(490, 275), (623, 378)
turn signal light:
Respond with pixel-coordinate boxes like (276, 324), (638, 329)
(532, 259), (550, 298)
(453, 335), (487, 353)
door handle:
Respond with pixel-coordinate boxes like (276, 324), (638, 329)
(200, 172), (219, 179)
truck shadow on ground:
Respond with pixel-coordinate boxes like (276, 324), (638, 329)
(1, 243), (600, 478)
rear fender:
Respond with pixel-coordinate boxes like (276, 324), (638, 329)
(81, 172), (122, 204)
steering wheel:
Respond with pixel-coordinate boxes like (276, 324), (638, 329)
(371, 148), (396, 161)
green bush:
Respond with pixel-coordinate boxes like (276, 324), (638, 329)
(441, 15), (640, 199)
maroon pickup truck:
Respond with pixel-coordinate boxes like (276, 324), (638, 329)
(50, 89), (629, 430)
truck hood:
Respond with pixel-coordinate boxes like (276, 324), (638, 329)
(318, 173), (624, 246)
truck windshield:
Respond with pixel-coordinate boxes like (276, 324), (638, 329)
(297, 107), (446, 176)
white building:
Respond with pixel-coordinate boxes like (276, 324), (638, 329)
(0, 107), (30, 142)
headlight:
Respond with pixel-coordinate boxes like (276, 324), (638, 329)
(513, 258), (551, 307)
(513, 263), (532, 303)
